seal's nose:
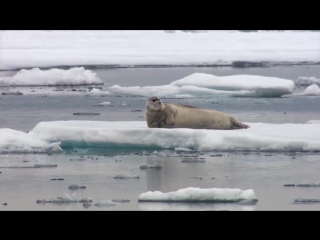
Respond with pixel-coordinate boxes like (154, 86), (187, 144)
(158, 101), (161, 104)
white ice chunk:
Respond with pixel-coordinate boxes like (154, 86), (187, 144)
(107, 73), (295, 98)
(289, 84), (320, 97)
(296, 76), (320, 86)
(0, 67), (102, 86)
(138, 187), (258, 203)
(93, 101), (114, 106)
(0, 128), (63, 153)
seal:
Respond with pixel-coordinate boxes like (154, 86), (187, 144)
(145, 96), (249, 130)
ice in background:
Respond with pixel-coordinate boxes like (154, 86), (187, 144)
(296, 77), (320, 86)
(0, 67), (102, 86)
(0, 68), (300, 98)
(1, 30), (319, 70)
(108, 73), (295, 98)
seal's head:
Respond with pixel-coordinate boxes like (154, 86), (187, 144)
(146, 96), (162, 111)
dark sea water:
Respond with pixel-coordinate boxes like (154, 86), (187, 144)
(1, 65), (320, 211)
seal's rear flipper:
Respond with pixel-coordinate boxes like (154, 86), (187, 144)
(233, 123), (250, 129)
(230, 117), (250, 129)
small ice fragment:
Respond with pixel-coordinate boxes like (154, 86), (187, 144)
(114, 174), (139, 179)
(94, 200), (117, 207)
(139, 165), (162, 170)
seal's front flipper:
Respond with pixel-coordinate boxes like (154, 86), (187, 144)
(150, 122), (160, 128)
(166, 115), (175, 125)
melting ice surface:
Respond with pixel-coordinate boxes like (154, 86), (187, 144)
(138, 187), (258, 203)
(28, 120), (320, 152)
(108, 73), (295, 98)
(0, 67), (102, 86)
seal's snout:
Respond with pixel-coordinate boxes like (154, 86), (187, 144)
(158, 101), (161, 104)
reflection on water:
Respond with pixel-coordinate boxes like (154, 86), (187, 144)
(144, 155), (208, 193)
(1, 151), (320, 210)
(138, 202), (256, 211)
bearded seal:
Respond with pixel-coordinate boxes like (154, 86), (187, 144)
(145, 96), (249, 130)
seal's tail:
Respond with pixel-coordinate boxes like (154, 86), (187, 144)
(230, 117), (250, 129)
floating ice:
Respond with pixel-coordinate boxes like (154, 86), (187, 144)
(29, 120), (320, 152)
(34, 164), (57, 168)
(111, 199), (130, 203)
(296, 77), (320, 86)
(92, 101), (114, 106)
(1, 91), (23, 95)
(175, 147), (197, 153)
(138, 187), (258, 203)
(294, 198), (320, 203)
(0, 87), (90, 97)
(0, 165), (36, 168)
(94, 200), (117, 207)
(36, 195), (92, 204)
(83, 202), (92, 208)
(139, 164), (162, 170)
(0, 164), (59, 168)
(85, 88), (110, 97)
(0, 128), (63, 153)
(1, 30), (319, 70)
(73, 113), (101, 116)
(68, 184), (86, 190)
(107, 73), (295, 98)
(296, 182), (320, 187)
(114, 174), (140, 179)
(181, 159), (206, 163)
(0, 67), (102, 86)
(283, 182), (320, 187)
(283, 184), (296, 187)
(306, 120), (320, 124)
(107, 84), (236, 98)
(171, 73), (295, 93)
(287, 84), (320, 97)
(299, 84), (320, 96)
